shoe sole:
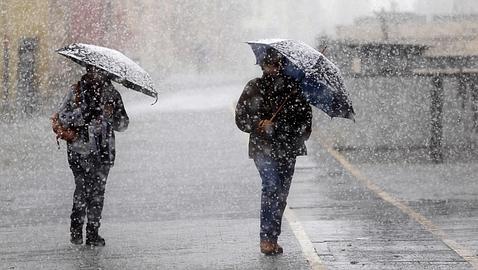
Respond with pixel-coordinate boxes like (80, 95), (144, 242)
(261, 249), (283, 256)
(85, 241), (105, 247)
(86, 243), (105, 246)
(70, 238), (83, 245)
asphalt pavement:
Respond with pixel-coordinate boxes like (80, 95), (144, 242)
(0, 81), (477, 269)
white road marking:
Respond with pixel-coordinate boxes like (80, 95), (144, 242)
(285, 208), (327, 270)
(323, 143), (478, 269)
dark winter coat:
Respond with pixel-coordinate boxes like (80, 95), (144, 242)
(235, 74), (312, 159)
(57, 81), (129, 168)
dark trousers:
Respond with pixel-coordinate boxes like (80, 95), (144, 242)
(70, 165), (110, 233)
(254, 155), (296, 242)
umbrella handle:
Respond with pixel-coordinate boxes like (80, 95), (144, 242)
(270, 93), (292, 122)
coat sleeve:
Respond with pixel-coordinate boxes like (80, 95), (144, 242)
(288, 89), (313, 141)
(57, 87), (85, 128)
(110, 89), (129, 132)
(235, 79), (263, 134)
(290, 80), (312, 141)
(297, 104), (312, 141)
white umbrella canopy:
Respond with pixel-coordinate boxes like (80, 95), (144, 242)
(57, 43), (158, 102)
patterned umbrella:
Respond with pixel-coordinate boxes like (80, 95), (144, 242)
(57, 43), (158, 102)
(247, 39), (354, 120)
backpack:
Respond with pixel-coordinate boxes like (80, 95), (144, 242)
(51, 84), (81, 146)
(51, 112), (77, 142)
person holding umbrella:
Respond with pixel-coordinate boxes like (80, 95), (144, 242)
(54, 64), (129, 246)
(237, 39), (354, 255)
(53, 43), (158, 246)
(235, 48), (313, 255)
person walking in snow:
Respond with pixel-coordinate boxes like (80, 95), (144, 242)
(53, 65), (129, 246)
(235, 48), (312, 255)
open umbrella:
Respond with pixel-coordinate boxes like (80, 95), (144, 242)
(247, 39), (354, 120)
(57, 43), (158, 102)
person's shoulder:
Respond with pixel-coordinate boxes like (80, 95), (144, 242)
(245, 77), (262, 90)
(69, 83), (78, 92)
(246, 77), (261, 85)
(64, 83), (78, 98)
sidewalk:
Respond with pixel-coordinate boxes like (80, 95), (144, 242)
(288, 138), (477, 269)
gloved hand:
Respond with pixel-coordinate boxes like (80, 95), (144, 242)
(257, 119), (275, 136)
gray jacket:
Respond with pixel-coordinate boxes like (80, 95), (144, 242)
(57, 82), (129, 168)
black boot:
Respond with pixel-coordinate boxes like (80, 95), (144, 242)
(86, 224), (105, 246)
(70, 223), (83, 245)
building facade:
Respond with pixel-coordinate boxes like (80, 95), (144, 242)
(318, 11), (478, 161)
(0, 0), (134, 119)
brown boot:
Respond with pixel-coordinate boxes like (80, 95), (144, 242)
(275, 243), (283, 254)
(260, 240), (283, 255)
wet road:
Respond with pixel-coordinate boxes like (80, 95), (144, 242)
(0, 83), (309, 270)
(0, 81), (477, 269)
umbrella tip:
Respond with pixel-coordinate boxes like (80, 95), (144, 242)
(151, 94), (158, 105)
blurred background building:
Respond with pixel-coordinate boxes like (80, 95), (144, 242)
(319, 6), (478, 162)
(0, 0), (133, 118)
(1, 0), (478, 162)
(0, 0), (249, 119)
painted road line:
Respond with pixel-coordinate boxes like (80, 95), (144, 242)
(285, 208), (327, 270)
(230, 102), (326, 270)
(323, 143), (478, 269)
